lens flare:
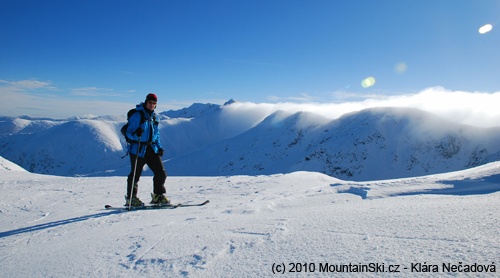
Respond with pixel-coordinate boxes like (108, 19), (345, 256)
(361, 77), (376, 88)
(395, 62), (407, 74)
(479, 24), (492, 34)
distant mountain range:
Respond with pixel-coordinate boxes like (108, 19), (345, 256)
(1, 100), (500, 180)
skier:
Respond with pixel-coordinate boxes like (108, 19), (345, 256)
(125, 93), (168, 207)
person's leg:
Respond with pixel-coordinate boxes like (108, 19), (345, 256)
(127, 153), (146, 197)
(145, 146), (167, 195)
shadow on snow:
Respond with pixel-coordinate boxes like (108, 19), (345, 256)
(332, 174), (500, 199)
(0, 210), (124, 239)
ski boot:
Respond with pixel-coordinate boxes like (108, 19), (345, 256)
(125, 195), (144, 207)
(150, 193), (170, 205)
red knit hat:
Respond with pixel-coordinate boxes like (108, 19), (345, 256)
(145, 93), (157, 102)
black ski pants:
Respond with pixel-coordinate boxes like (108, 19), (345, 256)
(127, 145), (167, 197)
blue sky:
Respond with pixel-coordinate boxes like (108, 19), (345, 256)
(1, 0), (499, 118)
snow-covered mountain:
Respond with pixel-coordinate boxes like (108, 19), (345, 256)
(0, 118), (126, 175)
(1, 101), (500, 180)
(0, 100), (264, 176)
(166, 107), (500, 180)
(160, 102), (222, 119)
(158, 99), (268, 159)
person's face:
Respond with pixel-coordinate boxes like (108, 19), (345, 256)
(146, 100), (157, 110)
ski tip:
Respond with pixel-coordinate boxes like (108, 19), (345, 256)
(202, 200), (210, 205)
(105, 205), (112, 209)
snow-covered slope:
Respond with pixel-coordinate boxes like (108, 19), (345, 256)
(166, 107), (500, 180)
(0, 119), (127, 175)
(0, 155), (27, 172)
(160, 102), (221, 119)
(159, 100), (267, 159)
(0, 100), (267, 176)
(1, 164), (499, 277)
(0, 117), (65, 135)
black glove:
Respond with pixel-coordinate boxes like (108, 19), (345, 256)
(158, 148), (164, 157)
(134, 128), (144, 137)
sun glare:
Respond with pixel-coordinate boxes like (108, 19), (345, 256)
(361, 77), (376, 88)
(395, 62), (407, 74)
(479, 24), (493, 34)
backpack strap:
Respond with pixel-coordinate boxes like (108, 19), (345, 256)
(137, 110), (146, 125)
(123, 109), (158, 145)
(137, 110), (157, 125)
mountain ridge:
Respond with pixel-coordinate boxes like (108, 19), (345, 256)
(166, 107), (500, 180)
(1, 101), (500, 180)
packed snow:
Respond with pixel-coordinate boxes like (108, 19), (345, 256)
(0, 157), (498, 277)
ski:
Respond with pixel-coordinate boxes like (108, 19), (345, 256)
(176, 200), (210, 207)
(104, 204), (180, 210)
(104, 200), (209, 211)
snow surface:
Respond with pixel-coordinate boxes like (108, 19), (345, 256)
(0, 155), (27, 172)
(1, 157), (499, 277)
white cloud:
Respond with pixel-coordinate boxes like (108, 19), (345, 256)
(70, 87), (120, 97)
(2, 79), (500, 128)
(0, 80), (130, 119)
(0, 80), (199, 118)
(230, 87), (500, 128)
(0, 90), (133, 119)
(0, 79), (52, 90)
(268, 93), (321, 102)
(330, 91), (392, 101)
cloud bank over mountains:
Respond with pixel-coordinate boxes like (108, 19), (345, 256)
(223, 87), (500, 129)
(2, 89), (500, 180)
(1, 83), (500, 128)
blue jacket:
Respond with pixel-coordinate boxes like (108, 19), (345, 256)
(126, 103), (162, 157)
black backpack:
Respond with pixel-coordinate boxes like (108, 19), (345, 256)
(121, 108), (157, 144)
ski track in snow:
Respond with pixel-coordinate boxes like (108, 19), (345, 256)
(0, 164), (499, 277)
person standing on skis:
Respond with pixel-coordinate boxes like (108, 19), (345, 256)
(125, 93), (168, 207)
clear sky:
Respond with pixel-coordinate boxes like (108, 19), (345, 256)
(1, 0), (499, 118)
